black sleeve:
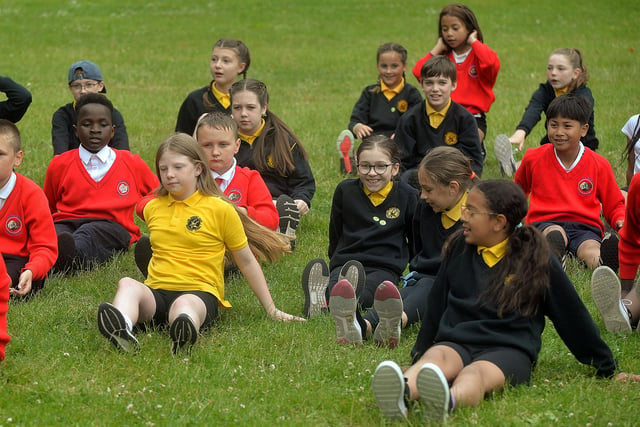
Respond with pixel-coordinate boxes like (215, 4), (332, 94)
(456, 109), (484, 176)
(394, 112), (418, 171)
(327, 183), (344, 259)
(516, 83), (550, 134)
(175, 91), (200, 134)
(544, 257), (617, 377)
(348, 87), (373, 132)
(0, 76), (32, 123)
(287, 142), (316, 207)
(51, 107), (73, 155)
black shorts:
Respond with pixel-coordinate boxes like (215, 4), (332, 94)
(533, 221), (602, 254)
(439, 341), (534, 386)
(473, 113), (487, 135)
(150, 288), (219, 330)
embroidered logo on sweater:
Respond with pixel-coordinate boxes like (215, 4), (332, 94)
(386, 207), (400, 219)
(577, 177), (594, 196)
(445, 132), (458, 145)
(117, 181), (130, 196)
(5, 215), (23, 236)
(397, 100), (408, 113)
(468, 64), (478, 79)
(227, 189), (242, 203)
(186, 216), (202, 232)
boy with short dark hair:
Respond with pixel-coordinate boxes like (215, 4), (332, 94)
(0, 119), (57, 296)
(44, 93), (159, 272)
(394, 55), (483, 185)
(515, 93), (624, 270)
(51, 60), (129, 155)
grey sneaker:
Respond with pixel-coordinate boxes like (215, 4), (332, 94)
(416, 362), (450, 422)
(97, 303), (139, 352)
(494, 134), (517, 177)
(276, 194), (300, 248)
(591, 266), (632, 333)
(338, 260), (365, 299)
(372, 361), (408, 420)
(169, 313), (198, 354)
(372, 281), (403, 349)
(301, 258), (330, 318)
(328, 279), (362, 345)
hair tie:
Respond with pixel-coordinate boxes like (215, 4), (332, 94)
(470, 171), (476, 179)
(516, 222), (523, 228)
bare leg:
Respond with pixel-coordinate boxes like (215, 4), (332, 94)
(577, 239), (601, 269)
(168, 294), (208, 329)
(112, 277), (156, 325)
(621, 279), (640, 324)
(404, 345), (464, 402)
(449, 361), (506, 408)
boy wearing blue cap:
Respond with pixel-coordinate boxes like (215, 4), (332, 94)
(51, 60), (130, 155)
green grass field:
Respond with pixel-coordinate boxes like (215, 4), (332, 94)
(2, 0), (640, 425)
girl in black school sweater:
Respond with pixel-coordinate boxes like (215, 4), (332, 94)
(229, 79), (315, 238)
(372, 180), (624, 422)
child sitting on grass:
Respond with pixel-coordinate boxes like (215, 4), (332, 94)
(0, 120), (57, 297)
(514, 93), (623, 270)
(371, 180), (627, 422)
(44, 93), (159, 273)
(394, 55), (483, 187)
(0, 259), (10, 361)
(97, 133), (303, 354)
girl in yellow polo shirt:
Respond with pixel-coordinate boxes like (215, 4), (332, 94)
(97, 133), (304, 354)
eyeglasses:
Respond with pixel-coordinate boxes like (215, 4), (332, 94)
(356, 163), (393, 174)
(69, 82), (100, 91)
(460, 205), (498, 221)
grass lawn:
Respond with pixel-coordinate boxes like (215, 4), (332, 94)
(1, 0), (640, 425)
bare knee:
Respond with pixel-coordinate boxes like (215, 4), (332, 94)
(577, 239), (600, 269)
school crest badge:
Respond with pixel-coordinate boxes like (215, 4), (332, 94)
(227, 189), (242, 203)
(186, 216), (202, 232)
(386, 207), (400, 219)
(397, 100), (408, 113)
(116, 180), (130, 196)
(468, 64), (478, 79)
(577, 177), (594, 196)
(5, 215), (23, 236)
(445, 132), (458, 145)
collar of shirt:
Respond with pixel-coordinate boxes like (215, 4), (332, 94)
(167, 189), (204, 207)
(79, 144), (113, 165)
(452, 47), (472, 64)
(441, 191), (468, 229)
(554, 141), (585, 172)
(364, 181), (393, 206)
(426, 99), (451, 128)
(211, 158), (237, 192)
(238, 119), (266, 146)
(211, 81), (231, 109)
(477, 237), (509, 267)
(554, 86), (570, 97)
(380, 78), (405, 101)
(0, 171), (17, 201)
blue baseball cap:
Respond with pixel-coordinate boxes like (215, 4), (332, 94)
(68, 60), (106, 92)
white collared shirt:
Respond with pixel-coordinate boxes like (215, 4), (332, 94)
(79, 145), (115, 182)
(210, 158), (237, 192)
(0, 172), (17, 209)
(554, 142), (585, 172)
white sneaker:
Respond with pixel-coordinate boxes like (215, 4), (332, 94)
(372, 361), (408, 420)
(416, 363), (450, 422)
(494, 134), (517, 177)
(591, 266), (632, 333)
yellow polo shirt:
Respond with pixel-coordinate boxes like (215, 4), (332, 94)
(144, 190), (247, 307)
(477, 237), (508, 267)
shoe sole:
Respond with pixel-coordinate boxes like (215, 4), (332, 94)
(416, 363), (450, 422)
(591, 266), (631, 333)
(494, 134), (516, 177)
(276, 195), (300, 237)
(329, 281), (362, 345)
(336, 130), (354, 174)
(371, 362), (407, 420)
(338, 260), (365, 299)
(97, 303), (139, 352)
(169, 314), (198, 354)
(373, 282), (403, 349)
(302, 259), (329, 318)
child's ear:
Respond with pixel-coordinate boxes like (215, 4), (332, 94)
(493, 214), (508, 233)
(234, 138), (241, 154)
(580, 123), (589, 137)
(13, 150), (23, 168)
(448, 180), (460, 196)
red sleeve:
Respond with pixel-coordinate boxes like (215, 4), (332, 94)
(619, 173), (640, 280)
(412, 52), (434, 82)
(0, 259), (10, 361)
(597, 157), (626, 227)
(243, 170), (278, 231)
(514, 150), (533, 197)
(43, 155), (63, 214)
(470, 40), (500, 87)
(22, 178), (58, 279)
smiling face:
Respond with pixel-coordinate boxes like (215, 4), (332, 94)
(377, 50), (406, 88)
(547, 115), (588, 155)
(546, 54), (580, 90)
(74, 103), (115, 153)
(440, 14), (470, 54)
(461, 187), (505, 247)
(210, 47), (246, 92)
(417, 168), (460, 213)
(356, 146), (399, 193)
(421, 74), (456, 111)
(158, 150), (202, 201)
(196, 125), (240, 175)
(231, 90), (266, 135)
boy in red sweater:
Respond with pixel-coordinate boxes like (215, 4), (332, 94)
(44, 94), (159, 272)
(514, 94), (624, 269)
(0, 119), (57, 296)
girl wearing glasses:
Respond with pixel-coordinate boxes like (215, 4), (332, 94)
(372, 179), (624, 422)
(51, 60), (129, 155)
(301, 135), (418, 324)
